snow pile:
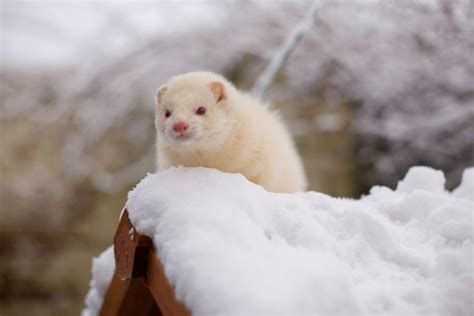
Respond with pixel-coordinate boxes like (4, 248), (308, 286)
(81, 246), (115, 316)
(83, 166), (473, 316)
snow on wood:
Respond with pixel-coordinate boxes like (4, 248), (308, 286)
(82, 166), (473, 316)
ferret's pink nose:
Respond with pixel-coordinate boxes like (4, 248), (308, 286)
(173, 121), (189, 133)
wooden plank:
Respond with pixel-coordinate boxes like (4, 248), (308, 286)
(145, 249), (192, 316)
(114, 210), (153, 279)
(99, 274), (131, 316)
(99, 209), (191, 316)
(100, 275), (158, 316)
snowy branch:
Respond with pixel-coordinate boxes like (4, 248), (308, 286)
(251, 0), (321, 98)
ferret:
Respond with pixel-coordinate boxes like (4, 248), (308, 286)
(154, 71), (307, 193)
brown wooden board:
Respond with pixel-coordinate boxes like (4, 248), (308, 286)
(145, 248), (190, 316)
(99, 210), (191, 316)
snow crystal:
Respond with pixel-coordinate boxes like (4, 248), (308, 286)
(82, 166), (473, 316)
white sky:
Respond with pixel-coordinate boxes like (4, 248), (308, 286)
(1, 0), (224, 68)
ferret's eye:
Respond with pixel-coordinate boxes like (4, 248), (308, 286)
(165, 110), (171, 118)
(196, 107), (206, 115)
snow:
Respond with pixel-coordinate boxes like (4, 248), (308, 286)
(81, 246), (115, 316)
(454, 168), (474, 201)
(395, 166), (446, 194)
(82, 166), (473, 316)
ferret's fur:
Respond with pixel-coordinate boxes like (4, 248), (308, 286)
(154, 72), (306, 192)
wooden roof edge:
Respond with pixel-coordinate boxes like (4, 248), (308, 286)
(99, 209), (191, 316)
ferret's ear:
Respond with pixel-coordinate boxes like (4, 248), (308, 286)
(209, 81), (226, 103)
(156, 85), (168, 104)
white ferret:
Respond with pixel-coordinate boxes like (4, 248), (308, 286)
(154, 71), (307, 193)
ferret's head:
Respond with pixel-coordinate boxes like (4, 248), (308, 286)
(155, 72), (236, 152)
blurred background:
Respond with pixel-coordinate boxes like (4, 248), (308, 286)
(1, 0), (473, 315)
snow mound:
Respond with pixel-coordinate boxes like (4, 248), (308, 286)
(453, 167), (474, 201)
(395, 166), (446, 194)
(81, 246), (115, 316)
(83, 166), (473, 316)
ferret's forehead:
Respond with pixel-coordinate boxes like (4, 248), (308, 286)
(167, 85), (210, 106)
